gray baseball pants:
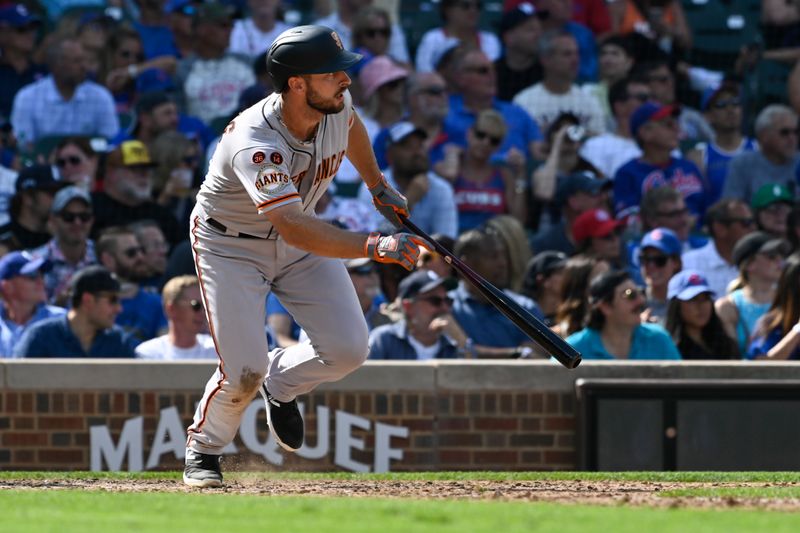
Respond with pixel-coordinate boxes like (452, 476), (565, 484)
(186, 216), (369, 455)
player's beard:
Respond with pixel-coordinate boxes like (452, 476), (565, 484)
(306, 86), (345, 115)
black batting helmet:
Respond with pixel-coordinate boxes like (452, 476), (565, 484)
(266, 25), (363, 92)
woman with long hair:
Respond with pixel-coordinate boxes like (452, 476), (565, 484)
(748, 254), (800, 360)
(485, 214), (531, 292)
(664, 270), (739, 359)
(552, 255), (610, 337)
(715, 231), (786, 354)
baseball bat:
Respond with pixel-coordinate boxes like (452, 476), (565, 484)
(400, 215), (582, 369)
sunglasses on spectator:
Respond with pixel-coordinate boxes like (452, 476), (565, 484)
(363, 27), (390, 39)
(119, 50), (144, 61)
(620, 287), (645, 301)
(381, 78), (405, 90)
(122, 246), (145, 259)
(656, 207), (689, 218)
(648, 74), (672, 84)
(418, 86), (446, 96)
(712, 98), (741, 109)
(465, 65), (491, 75)
(59, 211), (93, 223)
(180, 299), (204, 312)
(56, 155), (83, 168)
(639, 254), (669, 267)
(473, 129), (502, 146)
(417, 295), (453, 307)
(627, 92), (650, 103)
(721, 217), (755, 227)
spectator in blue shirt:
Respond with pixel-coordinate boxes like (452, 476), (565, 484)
(537, 0), (597, 82)
(685, 83), (756, 206)
(566, 269), (681, 360)
(134, 0), (180, 59)
(110, 91), (215, 155)
(10, 36), (119, 151)
(358, 122), (458, 238)
(0, 4), (46, 122)
(614, 102), (709, 223)
(0, 251), (66, 357)
(369, 270), (462, 360)
(442, 47), (543, 166)
(96, 226), (167, 343)
(14, 265), (138, 357)
(450, 226), (543, 357)
(747, 255), (800, 361)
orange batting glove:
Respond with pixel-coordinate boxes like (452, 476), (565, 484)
(365, 232), (426, 271)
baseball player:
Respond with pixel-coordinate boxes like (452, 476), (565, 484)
(183, 25), (426, 488)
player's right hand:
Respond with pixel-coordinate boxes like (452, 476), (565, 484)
(368, 174), (409, 228)
(365, 232), (426, 271)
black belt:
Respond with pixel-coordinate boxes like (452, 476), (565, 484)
(206, 217), (263, 239)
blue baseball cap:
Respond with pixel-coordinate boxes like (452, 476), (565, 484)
(166, 0), (196, 14)
(700, 83), (739, 111)
(641, 227), (682, 256)
(0, 251), (49, 281)
(668, 270), (714, 301)
(630, 102), (680, 138)
(0, 4), (41, 28)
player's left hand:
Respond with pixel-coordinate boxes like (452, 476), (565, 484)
(369, 174), (409, 228)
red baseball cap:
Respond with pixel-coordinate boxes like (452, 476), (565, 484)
(572, 209), (622, 242)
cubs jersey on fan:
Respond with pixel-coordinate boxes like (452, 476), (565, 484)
(195, 91), (354, 239)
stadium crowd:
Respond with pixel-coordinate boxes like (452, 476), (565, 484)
(2, 0), (800, 362)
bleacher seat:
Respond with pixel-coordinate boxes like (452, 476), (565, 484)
(682, 0), (762, 72)
(742, 59), (792, 112)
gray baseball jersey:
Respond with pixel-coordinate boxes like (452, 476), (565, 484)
(194, 91), (354, 238)
(187, 91), (370, 455)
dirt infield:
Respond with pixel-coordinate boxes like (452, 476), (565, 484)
(4, 477), (800, 510)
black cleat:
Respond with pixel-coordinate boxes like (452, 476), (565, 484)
(260, 384), (304, 451)
(183, 449), (223, 488)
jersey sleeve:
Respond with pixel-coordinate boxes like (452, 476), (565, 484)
(231, 144), (301, 214)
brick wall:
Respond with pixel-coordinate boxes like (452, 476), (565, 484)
(4, 360), (800, 472)
(0, 389), (576, 471)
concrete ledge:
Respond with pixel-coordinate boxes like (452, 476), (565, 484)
(4, 359), (800, 391)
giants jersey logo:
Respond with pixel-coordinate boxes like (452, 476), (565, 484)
(255, 165), (290, 192)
